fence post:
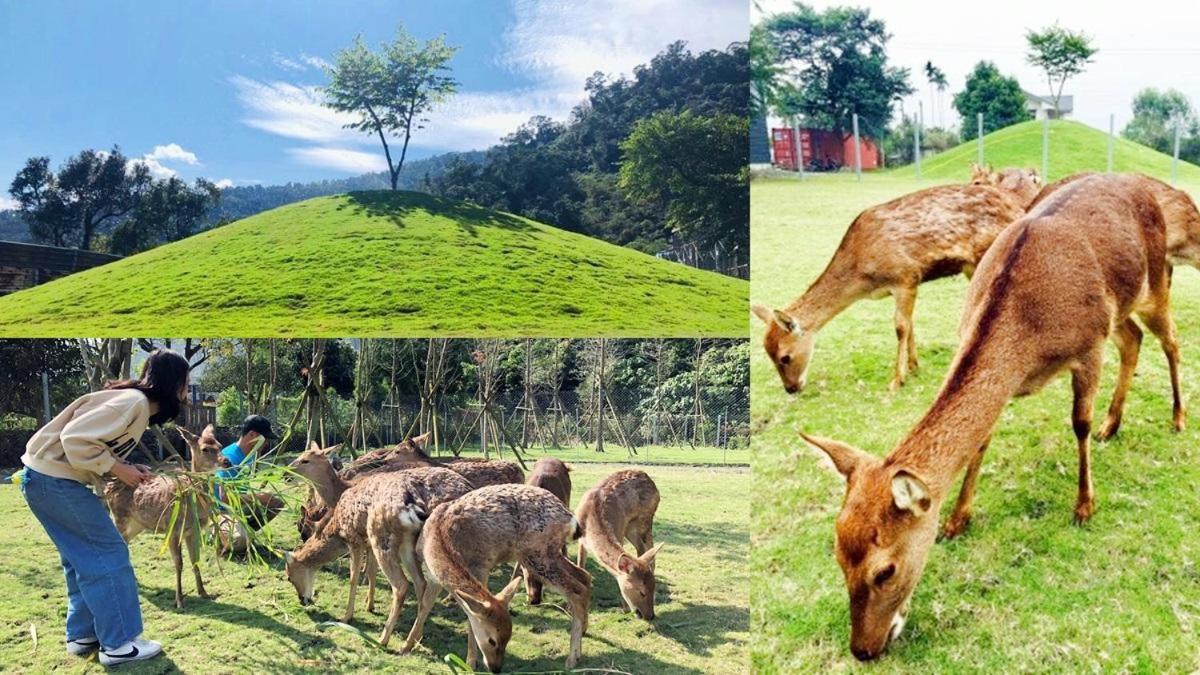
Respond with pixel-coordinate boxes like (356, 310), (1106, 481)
(1042, 117), (1049, 179)
(977, 112), (984, 166)
(852, 113), (862, 181)
(1107, 113), (1115, 173)
(794, 122), (805, 181)
(1173, 124), (1181, 183)
(913, 124), (922, 179)
(41, 371), (51, 424)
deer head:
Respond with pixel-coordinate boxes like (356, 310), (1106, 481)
(801, 432), (939, 661)
(455, 576), (524, 673)
(283, 551), (317, 607)
(993, 167), (1042, 208)
(969, 163), (993, 185)
(615, 543), (664, 621)
(288, 441), (344, 483)
(752, 305), (815, 394)
(178, 424), (223, 472)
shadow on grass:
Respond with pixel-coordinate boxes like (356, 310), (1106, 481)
(655, 517), (748, 564)
(339, 191), (534, 238)
(140, 586), (334, 654)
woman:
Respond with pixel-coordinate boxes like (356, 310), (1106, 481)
(20, 348), (189, 666)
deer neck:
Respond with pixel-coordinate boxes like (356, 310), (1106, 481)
(786, 265), (867, 333)
(314, 461), (351, 507)
(584, 507), (634, 570)
(295, 524), (346, 567)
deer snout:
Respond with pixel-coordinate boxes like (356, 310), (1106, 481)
(851, 645), (878, 662)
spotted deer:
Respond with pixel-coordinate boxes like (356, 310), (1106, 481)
(575, 469), (663, 621)
(284, 465), (473, 626)
(405, 484), (590, 673)
(519, 457), (572, 604)
(104, 424), (222, 609)
(753, 168), (1041, 392)
(801, 173), (1183, 661)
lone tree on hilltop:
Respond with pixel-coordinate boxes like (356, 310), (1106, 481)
(324, 27), (458, 190)
(1025, 25), (1097, 117)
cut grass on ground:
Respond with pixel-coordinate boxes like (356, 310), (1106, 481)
(0, 191), (747, 337)
(0, 462), (748, 674)
(438, 444), (748, 467)
(751, 175), (1200, 672)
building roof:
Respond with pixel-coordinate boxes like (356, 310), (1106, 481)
(1023, 90), (1073, 113)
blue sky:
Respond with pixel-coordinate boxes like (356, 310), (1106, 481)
(0, 0), (745, 204)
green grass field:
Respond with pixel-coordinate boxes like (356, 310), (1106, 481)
(436, 444), (748, 467)
(888, 119), (1200, 183)
(750, 174), (1200, 672)
(0, 462), (748, 674)
(0, 191), (747, 337)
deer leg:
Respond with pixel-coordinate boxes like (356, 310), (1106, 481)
(401, 565), (439, 653)
(365, 553), (378, 614)
(373, 544), (411, 648)
(890, 285), (918, 391)
(940, 438), (990, 540)
(185, 525), (212, 599)
(343, 546), (362, 623)
(1140, 307), (1187, 432)
(1097, 319), (1143, 440)
(170, 528), (185, 609)
(576, 540), (587, 568)
(1071, 350), (1102, 525)
(528, 553), (591, 667)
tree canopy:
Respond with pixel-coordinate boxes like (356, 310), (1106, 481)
(1025, 25), (1097, 116)
(952, 61), (1032, 141)
(1123, 88), (1200, 162)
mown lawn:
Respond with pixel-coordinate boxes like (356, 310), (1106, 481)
(0, 462), (748, 674)
(440, 444), (748, 467)
(0, 191), (747, 338)
(751, 175), (1200, 672)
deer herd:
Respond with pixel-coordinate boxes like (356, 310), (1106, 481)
(101, 426), (663, 672)
(755, 167), (1200, 660)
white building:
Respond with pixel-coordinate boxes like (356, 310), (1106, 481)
(1025, 91), (1073, 120)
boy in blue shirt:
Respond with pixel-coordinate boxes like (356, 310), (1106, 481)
(216, 415), (278, 480)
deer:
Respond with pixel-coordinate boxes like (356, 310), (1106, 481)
(284, 464), (474, 626)
(103, 424), (223, 609)
(575, 469), (663, 621)
(799, 173), (1184, 661)
(403, 484), (591, 673)
(518, 457), (572, 604)
(753, 167), (1042, 393)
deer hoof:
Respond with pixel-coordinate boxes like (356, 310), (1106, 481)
(1095, 418), (1121, 441)
(888, 378), (903, 392)
(939, 514), (971, 541)
(1072, 501), (1095, 526)
(1173, 411), (1187, 432)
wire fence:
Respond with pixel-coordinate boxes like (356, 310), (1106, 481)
(656, 240), (748, 279)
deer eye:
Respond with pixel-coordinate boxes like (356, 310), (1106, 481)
(873, 564), (896, 587)
(487, 638), (496, 646)
(779, 355), (791, 365)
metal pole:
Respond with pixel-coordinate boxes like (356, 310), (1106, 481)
(852, 113), (862, 181)
(1042, 117), (1049, 179)
(41, 371), (51, 424)
(1173, 124), (1181, 183)
(1107, 113), (1115, 173)
(914, 124), (922, 179)
(977, 112), (984, 166)
(794, 122), (805, 181)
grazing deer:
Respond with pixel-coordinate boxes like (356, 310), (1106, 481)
(405, 484), (590, 672)
(519, 458), (572, 603)
(801, 174), (1183, 661)
(104, 425), (222, 609)
(575, 469), (663, 621)
(348, 436), (525, 486)
(753, 168), (1041, 392)
(284, 465), (473, 625)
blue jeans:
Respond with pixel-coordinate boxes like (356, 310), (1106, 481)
(21, 467), (144, 650)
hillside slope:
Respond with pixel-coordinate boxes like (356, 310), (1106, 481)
(0, 191), (746, 337)
(889, 119), (1200, 182)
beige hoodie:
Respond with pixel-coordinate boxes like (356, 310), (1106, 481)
(22, 388), (151, 486)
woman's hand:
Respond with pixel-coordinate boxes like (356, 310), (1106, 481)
(111, 461), (153, 487)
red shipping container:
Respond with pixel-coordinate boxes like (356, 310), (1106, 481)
(771, 127), (798, 170)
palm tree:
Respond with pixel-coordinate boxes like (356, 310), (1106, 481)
(925, 61), (949, 128)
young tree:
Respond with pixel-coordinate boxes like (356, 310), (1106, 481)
(324, 28), (458, 190)
(1025, 25), (1097, 117)
(953, 61), (1032, 140)
(9, 148), (151, 250)
(618, 111), (748, 250)
(765, 4), (912, 139)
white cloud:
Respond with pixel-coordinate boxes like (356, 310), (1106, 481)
(0, 196), (18, 211)
(300, 53), (331, 70)
(229, 76), (359, 143)
(214, 178), (235, 189)
(288, 147), (387, 173)
(272, 51), (307, 72)
(133, 143), (201, 179)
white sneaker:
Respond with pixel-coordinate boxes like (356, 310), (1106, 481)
(98, 637), (163, 666)
(66, 637), (99, 656)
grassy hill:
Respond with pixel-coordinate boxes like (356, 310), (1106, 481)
(0, 191), (746, 337)
(889, 119), (1200, 183)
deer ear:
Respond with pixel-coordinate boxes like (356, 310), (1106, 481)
(177, 427), (197, 442)
(617, 554), (638, 574)
(308, 441), (320, 452)
(772, 309), (799, 334)
(891, 470), (932, 516)
(751, 304), (774, 326)
(496, 575), (523, 606)
(411, 432), (431, 449)
(320, 444), (344, 456)
(799, 432), (874, 479)
(640, 542), (664, 570)
(454, 590), (491, 616)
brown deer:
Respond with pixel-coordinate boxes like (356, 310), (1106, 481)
(575, 469), (663, 621)
(404, 484), (590, 672)
(284, 465), (473, 625)
(104, 424), (223, 609)
(346, 436), (525, 486)
(753, 168), (1041, 392)
(519, 457), (572, 604)
(800, 173), (1184, 661)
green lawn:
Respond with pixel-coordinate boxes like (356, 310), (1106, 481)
(0, 462), (748, 674)
(0, 191), (747, 337)
(751, 175), (1200, 672)
(437, 444), (748, 467)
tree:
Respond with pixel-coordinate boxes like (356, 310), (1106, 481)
(324, 28), (458, 190)
(764, 4), (912, 139)
(750, 23), (785, 119)
(1025, 25), (1097, 116)
(0, 340), (86, 422)
(1123, 88), (1200, 160)
(953, 61), (1032, 141)
(9, 148), (151, 250)
(108, 177), (220, 255)
(924, 61), (948, 127)
(619, 111), (748, 250)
